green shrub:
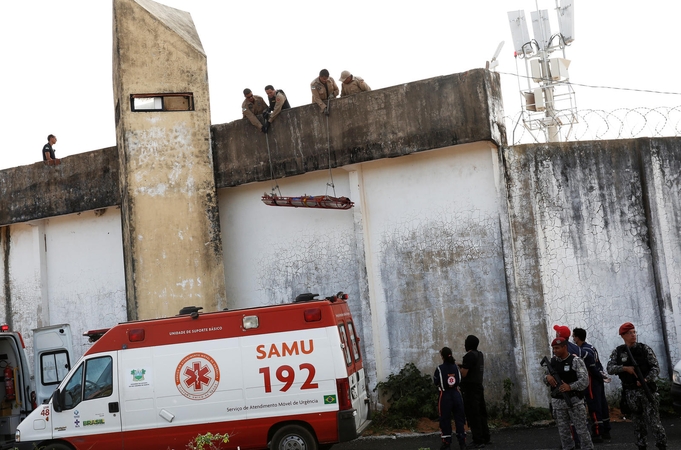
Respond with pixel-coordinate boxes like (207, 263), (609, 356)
(185, 432), (230, 450)
(373, 362), (439, 429)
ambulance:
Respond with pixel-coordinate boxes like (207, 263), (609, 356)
(0, 323), (73, 449)
(15, 292), (371, 450)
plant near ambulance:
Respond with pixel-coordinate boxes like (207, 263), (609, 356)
(373, 362), (439, 429)
(185, 432), (230, 450)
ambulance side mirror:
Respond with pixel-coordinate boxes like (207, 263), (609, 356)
(52, 388), (63, 412)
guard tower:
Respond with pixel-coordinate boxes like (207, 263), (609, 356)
(113, 0), (226, 319)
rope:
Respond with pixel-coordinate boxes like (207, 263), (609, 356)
(325, 101), (337, 197)
(265, 132), (281, 196)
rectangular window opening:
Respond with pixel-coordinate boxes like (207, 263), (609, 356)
(130, 93), (194, 112)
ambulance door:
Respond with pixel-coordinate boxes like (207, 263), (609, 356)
(33, 324), (74, 406)
(340, 320), (370, 433)
(345, 321), (370, 431)
(51, 352), (122, 447)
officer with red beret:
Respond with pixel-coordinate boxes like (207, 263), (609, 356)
(607, 322), (667, 450)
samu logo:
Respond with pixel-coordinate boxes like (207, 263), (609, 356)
(175, 352), (221, 400)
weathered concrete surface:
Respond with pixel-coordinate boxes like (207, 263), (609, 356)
(503, 137), (681, 405)
(212, 69), (506, 188)
(113, 0), (225, 319)
(0, 148), (119, 226)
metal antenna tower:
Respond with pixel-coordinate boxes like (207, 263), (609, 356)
(508, 0), (577, 142)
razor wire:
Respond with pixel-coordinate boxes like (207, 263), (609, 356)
(505, 106), (681, 145)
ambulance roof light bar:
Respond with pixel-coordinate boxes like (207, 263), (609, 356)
(0, 324), (9, 332)
(84, 328), (110, 343)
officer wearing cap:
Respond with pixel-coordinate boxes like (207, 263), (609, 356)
(544, 336), (594, 450)
(339, 70), (371, 97)
(554, 324), (582, 357)
(607, 322), (667, 450)
(310, 69), (339, 114)
(434, 346), (466, 450)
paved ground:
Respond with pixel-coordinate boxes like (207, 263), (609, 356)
(332, 416), (681, 449)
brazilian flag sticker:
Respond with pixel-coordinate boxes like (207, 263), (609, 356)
(324, 395), (337, 405)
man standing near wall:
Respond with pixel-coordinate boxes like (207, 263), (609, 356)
(459, 335), (491, 448)
(544, 337), (594, 450)
(572, 327), (611, 443)
(607, 322), (667, 450)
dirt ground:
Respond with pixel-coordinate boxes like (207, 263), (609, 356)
(364, 408), (630, 436)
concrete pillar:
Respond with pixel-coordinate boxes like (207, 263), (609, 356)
(113, 0), (226, 319)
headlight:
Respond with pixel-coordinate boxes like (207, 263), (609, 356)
(674, 370), (681, 385)
(15, 429), (20, 442)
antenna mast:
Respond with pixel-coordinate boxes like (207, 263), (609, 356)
(508, 0), (577, 142)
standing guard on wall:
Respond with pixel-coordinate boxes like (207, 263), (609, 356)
(42, 134), (60, 165)
(607, 322), (667, 450)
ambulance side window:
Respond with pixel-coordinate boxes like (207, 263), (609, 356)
(338, 324), (352, 366)
(347, 321), (361, 362)
(84, 356), (113, 401)
(62, 364), (84, 410)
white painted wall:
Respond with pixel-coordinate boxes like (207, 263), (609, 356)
(2, 209), (127, 374)
(218, 142), (516, 400)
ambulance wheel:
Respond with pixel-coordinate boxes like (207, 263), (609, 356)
(271, 425), (318, 450)
(44, 443), (72, 450)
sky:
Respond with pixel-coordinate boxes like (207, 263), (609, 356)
(1, 1), (680, 170)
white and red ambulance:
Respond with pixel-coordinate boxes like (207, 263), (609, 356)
(15, 293), (371, 450)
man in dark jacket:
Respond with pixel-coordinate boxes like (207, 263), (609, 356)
(459, 335), (490, 448)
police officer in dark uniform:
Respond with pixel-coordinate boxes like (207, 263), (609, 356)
(459, 335), (490, 448)
(607, 322), (667, 450)
(434, 347), (466, 450)
(572, 327), (611, 442)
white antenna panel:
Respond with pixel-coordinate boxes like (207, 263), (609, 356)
(530, 59), (543, 83)
(507, 10), (531, 55)
(531, 9), (552, 50)
(557, 0), (575, 44)
(533, 88), (546, 111)
(549, 58), (571, 81)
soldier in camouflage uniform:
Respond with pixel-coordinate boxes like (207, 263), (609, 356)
(544, 337), (594, 450)
(607, 322), (667, 450)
